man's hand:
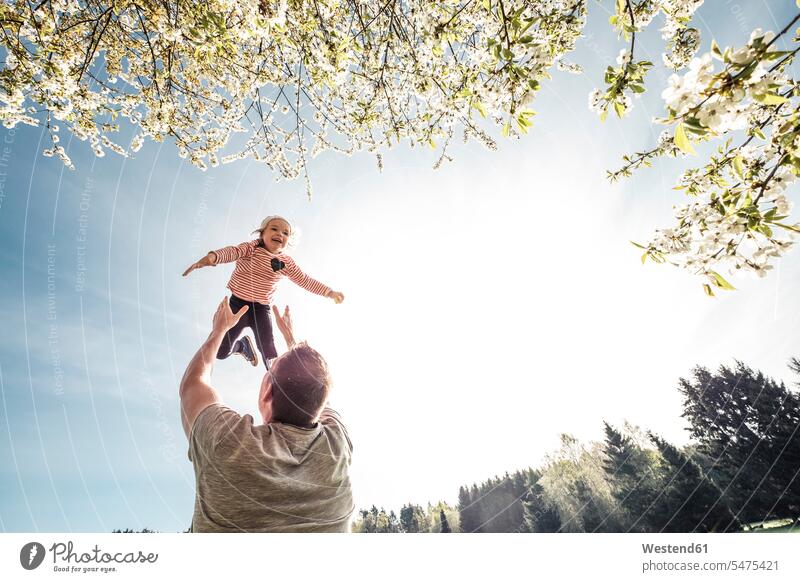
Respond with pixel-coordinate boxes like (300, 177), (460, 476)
(272, 305), (296, 349)
(212, 296), (249, 335)
(327, 290), (345, 304)
(182, 251), (217, 277)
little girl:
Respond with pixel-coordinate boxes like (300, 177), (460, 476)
(183, 215), (344, 368)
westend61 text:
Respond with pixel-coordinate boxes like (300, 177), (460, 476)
(49, 541), (158, 564)
(642, 543), (708, 554)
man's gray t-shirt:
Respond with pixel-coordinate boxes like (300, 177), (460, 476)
(188, 404), (354, 532)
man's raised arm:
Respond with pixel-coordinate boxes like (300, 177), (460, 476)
(179, 297), (249, 438)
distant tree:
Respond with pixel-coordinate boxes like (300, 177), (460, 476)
(440, 510), (451, 533)
(469, 484), (483, 533)
(427, 501), (460, 533)
(457, 486), (478, 533)
(602, 422), (662, 532)
(679, 361), (800, 523)
(352, 505), (402, 533)
(385, 510), (402, 533)
(538, 435), (622, 532)
(400, 503), (428, 533)
(649, 434), (741, 532)
(522, 477), (561, 533)
(457, 469), (535, 533)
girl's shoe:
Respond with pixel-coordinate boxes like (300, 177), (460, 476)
(233, 336), (259, 367)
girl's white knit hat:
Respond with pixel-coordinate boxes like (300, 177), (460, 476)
(253, 215), (293, 236)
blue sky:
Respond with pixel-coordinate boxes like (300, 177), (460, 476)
(1, 1), (799, 532)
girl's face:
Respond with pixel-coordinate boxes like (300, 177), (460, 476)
(262, 219), (291, 253)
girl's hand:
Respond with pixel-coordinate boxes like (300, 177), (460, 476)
(182, 252), (217, 277)
(328, 291), (345, 304)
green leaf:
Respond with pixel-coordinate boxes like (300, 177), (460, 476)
(774, 221), (800, 233)
(757, 223), (773, 237)
(732, 155), (745, 179)
(674, 123), (696, 155)
(471, 100), (487, 118)
(708, 270), (736, 291)
(703, 283), (715, 297)
(501, 122), (511, 137)
(755, 92), (788, 105)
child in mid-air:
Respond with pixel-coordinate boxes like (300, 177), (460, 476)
(183, 215), (344, 368)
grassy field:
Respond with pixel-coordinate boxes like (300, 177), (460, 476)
(745, 518), (798, 533)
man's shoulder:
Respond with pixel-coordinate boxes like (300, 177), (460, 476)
(194, 403), (242, 430)
(318, 407), (344, 425)
(318, 407), (352, 454)
(189, 404), (253, 460)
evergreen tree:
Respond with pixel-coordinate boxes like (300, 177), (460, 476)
(572, 478), (611, 532)
(439, 509), (451, 533)
(425, 501), (459, 532)
(650, 434), (741, 532)
(602, 422), (661, 532)
(458, 470), (535, 532)
(469, 484), (483, 532)
(457, 486), (477, 533)
(353, 506), (402, 533)
(385, 510), (402, 533)
(522, 477), (561, 533)
(679, 361), (800, 522)
(400, 503), (428, 533)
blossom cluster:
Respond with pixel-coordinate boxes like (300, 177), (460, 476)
(0, 0), (587, 196)
(622, 25), (800, 292)
(1, 0), (796, 291)
(590, 0), (704, 120)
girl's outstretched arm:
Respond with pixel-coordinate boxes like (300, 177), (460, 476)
(283, 256), (344, 303)
(182, 240), (258, 277)
(182, 251), (218, 277)
(212, 240), (258, 264)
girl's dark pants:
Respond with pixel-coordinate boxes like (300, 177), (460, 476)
(216, 294), (277, 368)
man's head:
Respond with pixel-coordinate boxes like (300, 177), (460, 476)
(258, 342), (330, 427)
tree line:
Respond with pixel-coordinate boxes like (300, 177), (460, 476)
(352, 358), (800, 533)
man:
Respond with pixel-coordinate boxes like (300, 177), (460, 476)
(180, 297), (354, 532)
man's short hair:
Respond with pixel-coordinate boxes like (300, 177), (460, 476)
(270, 342), (330, 427)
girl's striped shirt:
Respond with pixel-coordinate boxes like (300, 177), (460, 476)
(212, 240), (331, 305)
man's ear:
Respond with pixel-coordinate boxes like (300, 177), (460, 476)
(259, 373), (273, 403)
(259, 373), (274, 423)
